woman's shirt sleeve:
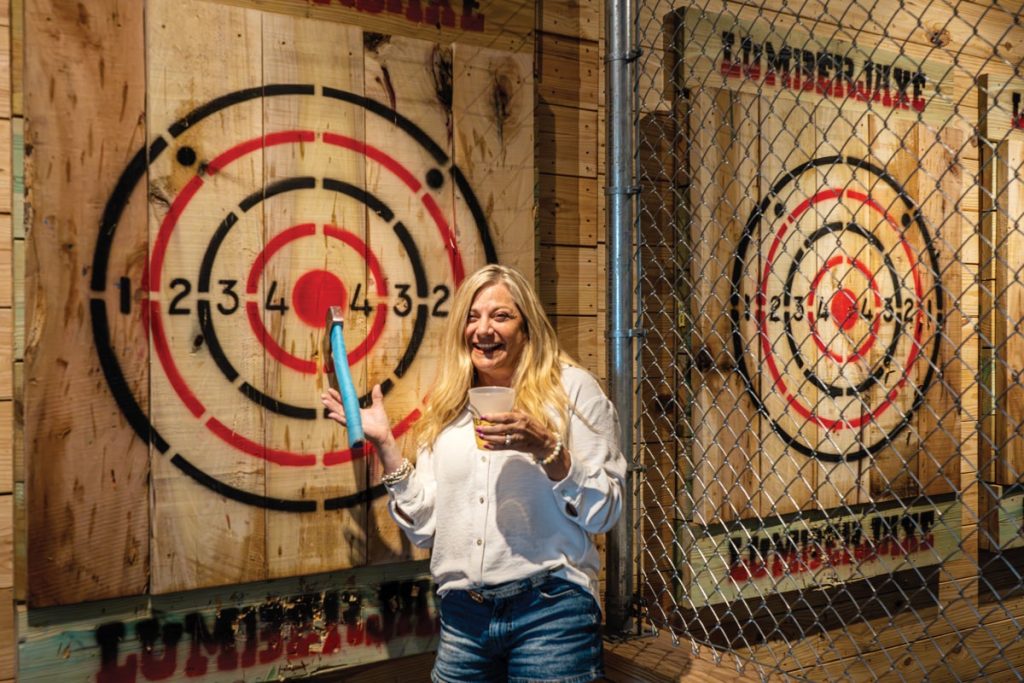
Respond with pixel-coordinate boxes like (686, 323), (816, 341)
(551, 383), (627, 535)
(385, 446), (437, 548)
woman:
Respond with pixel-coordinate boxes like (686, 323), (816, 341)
(322, 264), (625, 683)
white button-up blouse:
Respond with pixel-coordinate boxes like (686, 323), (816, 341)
(386, 365), (627, 601)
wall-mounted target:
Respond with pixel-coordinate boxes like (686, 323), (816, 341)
(731, 156), (943, 462)
(91, 84), (495, 511)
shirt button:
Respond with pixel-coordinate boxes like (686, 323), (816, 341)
(476, 539), (483, 546)
(480, 456), (486, 462)
(479, 496), (485, 504)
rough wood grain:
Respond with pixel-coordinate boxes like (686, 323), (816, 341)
(24, 0), (149, 607)
(537, 33), (598, 110)
(539, 173), (598, 246)
(539, 245), (597, 314)
(146, 0), (267, 594)
(537, 0), (599, 42)
(536, 103), (597, 178)
(0, 214), (10, 308)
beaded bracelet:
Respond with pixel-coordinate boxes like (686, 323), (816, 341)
(381, 458), (413, 486)
(538, 435), (563, 466)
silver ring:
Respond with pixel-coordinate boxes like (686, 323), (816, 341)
(504, 433), (511, 446)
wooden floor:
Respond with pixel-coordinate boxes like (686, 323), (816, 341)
(604, 632), (781, 682)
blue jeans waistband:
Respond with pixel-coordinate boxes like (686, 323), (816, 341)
(465, 570), (555, 602)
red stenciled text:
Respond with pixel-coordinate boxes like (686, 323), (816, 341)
(308, 0), (485, 32)
(719, 31), (930, 113)
(95, 579), (439, 682)
(727, 509), (937, 583)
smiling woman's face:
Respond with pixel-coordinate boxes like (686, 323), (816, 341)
(464, 283), (527, 387)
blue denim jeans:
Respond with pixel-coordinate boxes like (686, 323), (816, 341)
(433, 575), (604, 683)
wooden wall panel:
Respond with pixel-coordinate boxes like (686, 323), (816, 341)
(24, 0), (150, 607)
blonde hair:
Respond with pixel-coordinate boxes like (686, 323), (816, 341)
(415, 264), (574, 449)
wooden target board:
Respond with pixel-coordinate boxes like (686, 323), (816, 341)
(670, 8), (963, 626)
(25, 0), (533, 604)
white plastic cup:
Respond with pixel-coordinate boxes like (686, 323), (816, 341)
(468, 387), (515, 448)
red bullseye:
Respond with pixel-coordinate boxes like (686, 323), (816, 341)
(831, 288), (860, 331)
(293, 269), (347, 328)
(805, 255), (882, 364)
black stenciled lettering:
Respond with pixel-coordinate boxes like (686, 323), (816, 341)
(184, 608), (240, 676)
(721, 31), (736, 62)
(136, 617), (184, 680)
(432, 283), (451, 317)
(764, 41), (791, 75)
(169, 278), (192, 315)
(95, 621), (137, 683)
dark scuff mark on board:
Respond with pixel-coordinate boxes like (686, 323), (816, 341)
(432, 46), (454, 144)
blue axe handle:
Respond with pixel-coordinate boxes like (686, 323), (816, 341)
(328, 316), (365, 449)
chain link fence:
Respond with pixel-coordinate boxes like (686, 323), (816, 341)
(628, 0), (1024, 679)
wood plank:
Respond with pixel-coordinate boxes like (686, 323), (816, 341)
(0, 494), (10, 587)
(539, 173), (598, 246)
(0, 402), (10, 495)
(0, 21), (10, 120)
(536, 103), (597, 178)
(215, 0), (534, 53)
(538, 245), (597, 314)
(10, 239), (18, 361)
(361, 33), (451, 566)
(258, 10), (367, 580)
(0, 309), (8, 400)
(11, 118), (21, 241)
(551, 314), (598, 376)
(8, 0), (18, 117)
(452, 43), (534, 281)
(538, 0), (599, 41)
(752, 92), (817, 519)
(11, 482), (20, 602)
(0, 118), (10, 215)
(0, 588), (11, 680)
(17, 561), (438, 682)
(687, 89), (759, 526)
(24, 0), (149, 607)
(146, 0), (267, 594)
(537, 33), (598, 110)
(0, 214), (9, 308)
(916, 123), (964, 498)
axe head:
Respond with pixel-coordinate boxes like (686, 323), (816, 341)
(323, 306), (345, 377)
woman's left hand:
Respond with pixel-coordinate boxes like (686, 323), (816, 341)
(476, 410), (557, 458)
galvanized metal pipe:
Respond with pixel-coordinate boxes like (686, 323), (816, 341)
(604, 0), (635, 634)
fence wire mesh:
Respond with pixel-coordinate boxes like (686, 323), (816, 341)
(630, 0), (1024, 680)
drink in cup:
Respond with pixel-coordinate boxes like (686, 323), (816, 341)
(468, 387), (515, 448)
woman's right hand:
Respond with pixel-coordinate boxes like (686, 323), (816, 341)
(321, 384), (395, 450)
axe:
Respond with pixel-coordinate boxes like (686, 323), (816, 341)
(324, 306), (365, 449)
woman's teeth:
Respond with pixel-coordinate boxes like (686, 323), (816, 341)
(475, 342), (501, 351)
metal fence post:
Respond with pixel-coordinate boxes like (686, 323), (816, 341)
(605, 0), (635, 634)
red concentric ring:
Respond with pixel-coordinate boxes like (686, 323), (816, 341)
(758, 188), (925, 431)
(244, 223), (388, 374)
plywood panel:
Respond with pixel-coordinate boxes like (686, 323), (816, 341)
(146, 0), (267, 594)
(24, 0), (149, 607)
